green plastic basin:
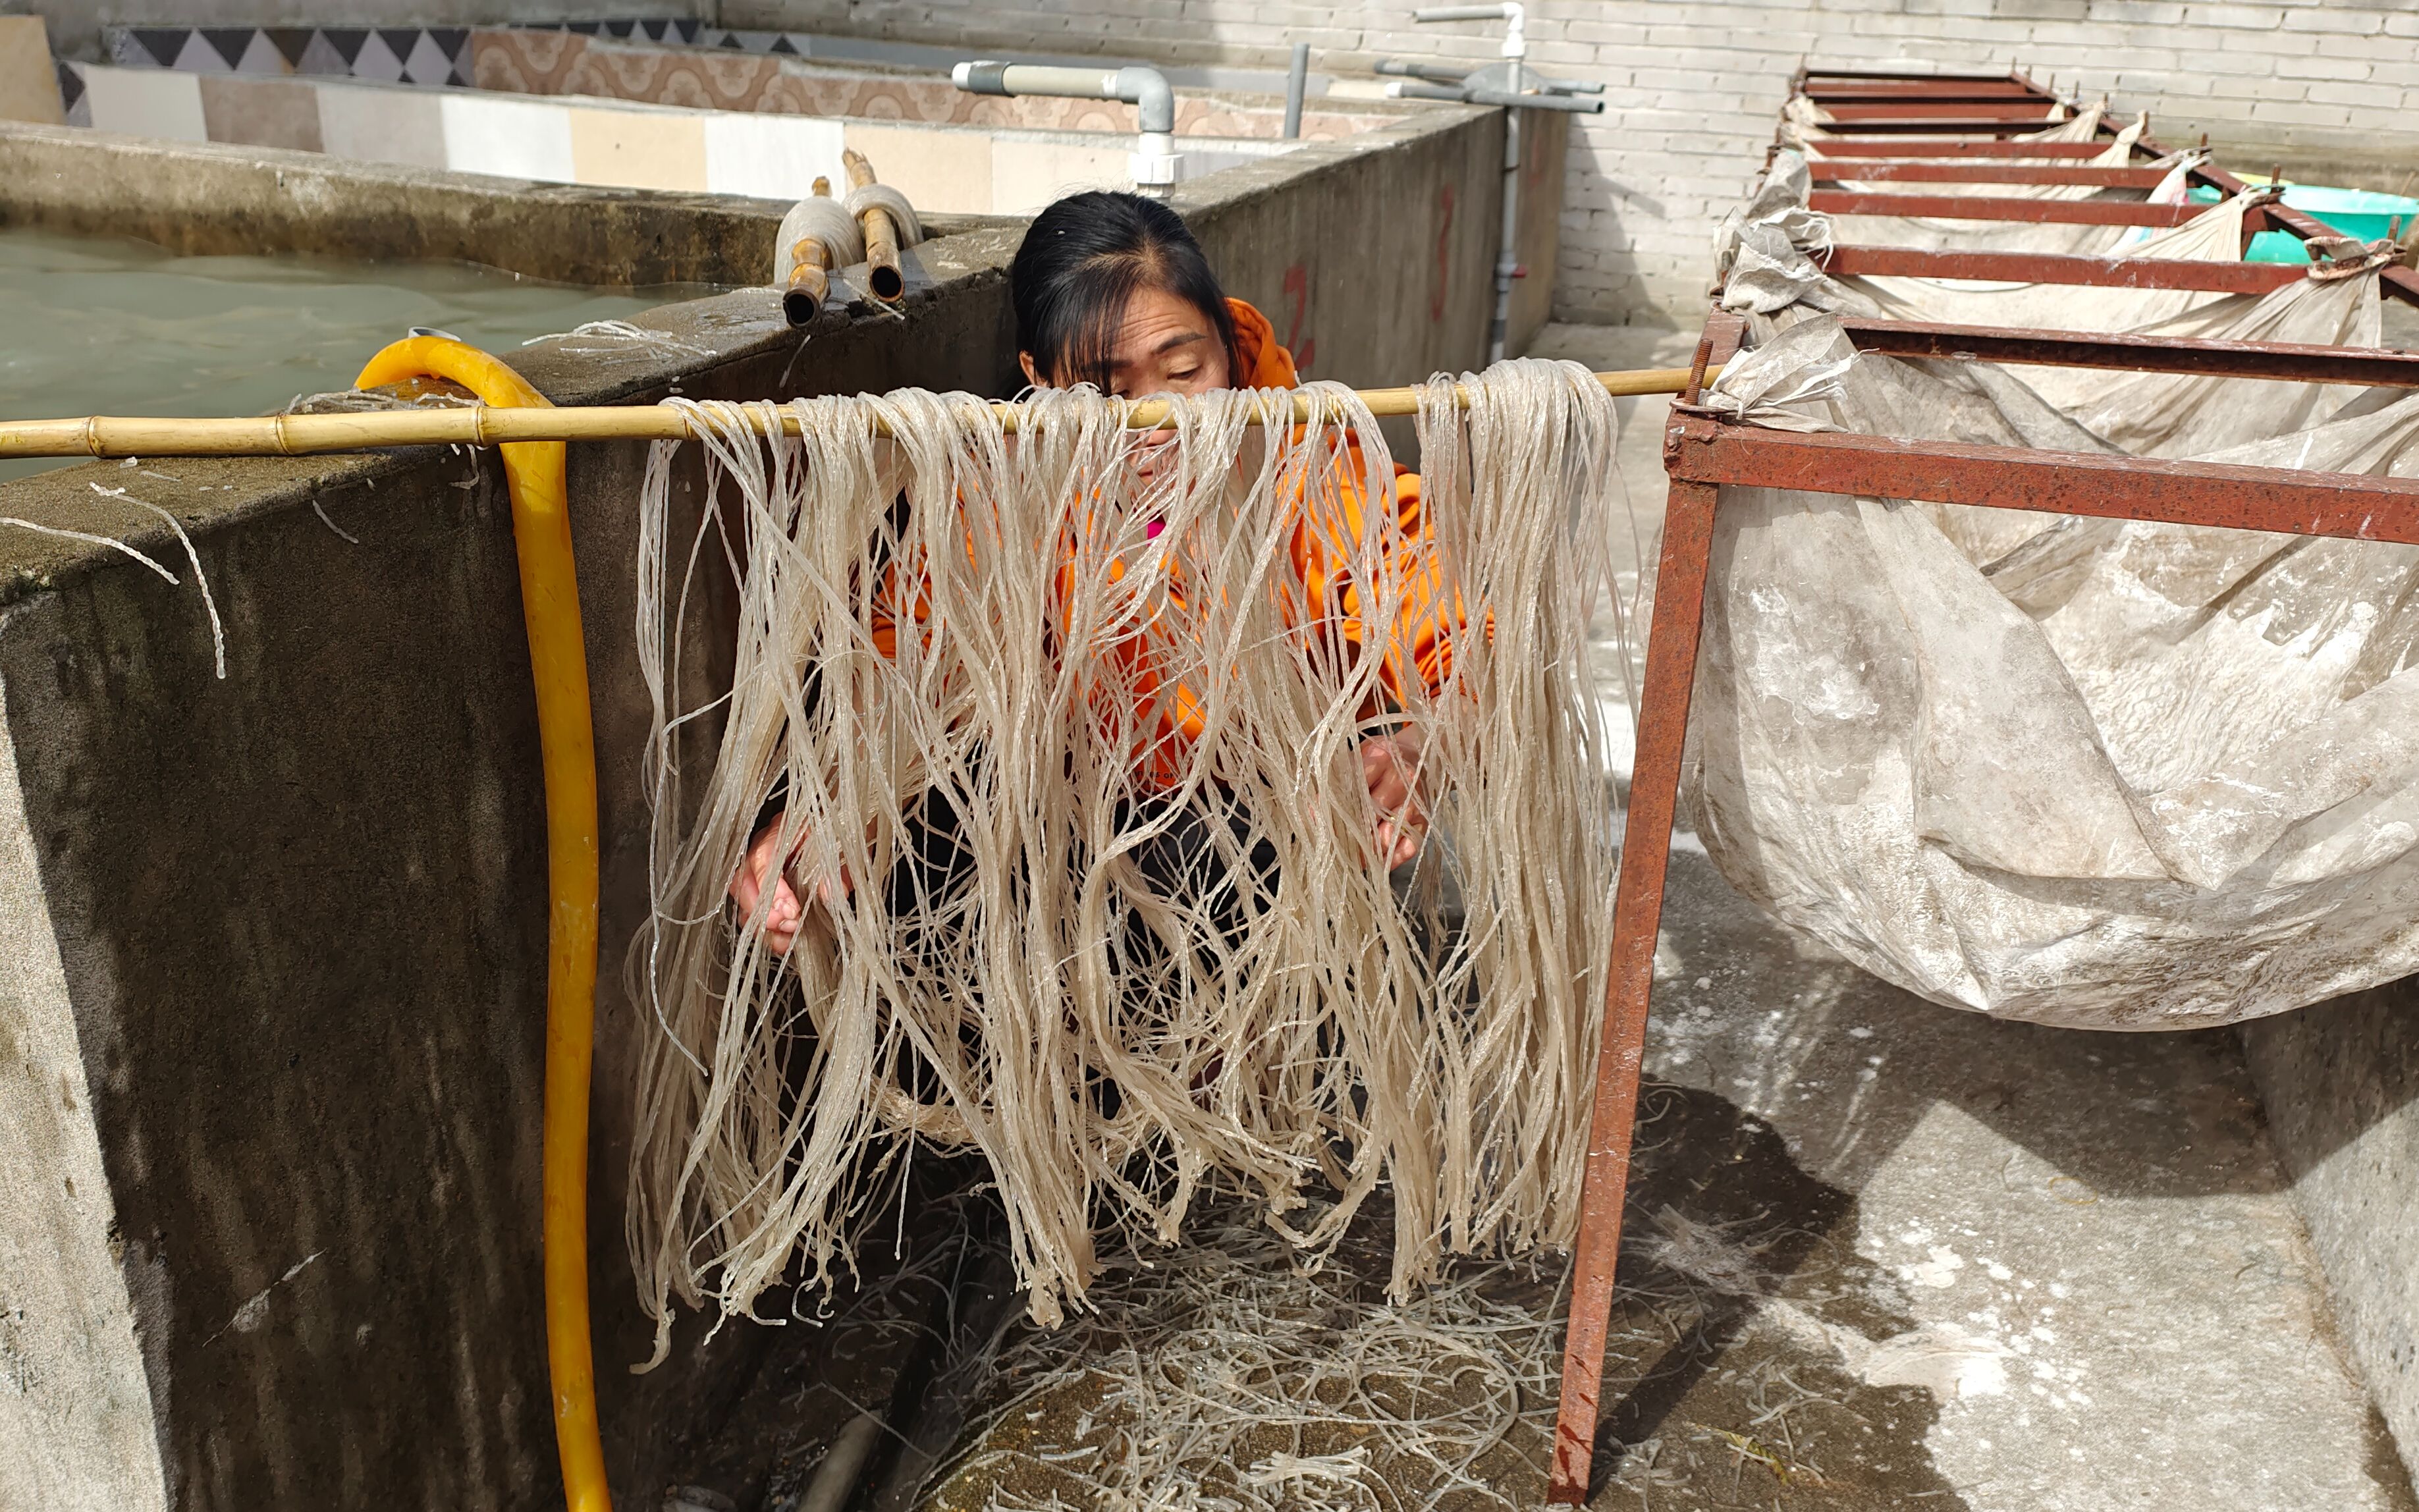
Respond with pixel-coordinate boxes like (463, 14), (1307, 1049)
(2188, 181), (2418, 262)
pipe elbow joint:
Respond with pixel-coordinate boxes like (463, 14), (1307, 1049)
(1114, 65), (1176, 136)
(952, 59), (1012, 95)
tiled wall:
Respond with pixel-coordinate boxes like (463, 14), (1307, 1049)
(468, 27), (1392, 139)
(97, 21), (1397, 142)
(63, 61), (1287, 213)
(107, 23), (475, 85)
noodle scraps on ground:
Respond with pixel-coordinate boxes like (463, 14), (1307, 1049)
(925, 1199), (1573, 1512)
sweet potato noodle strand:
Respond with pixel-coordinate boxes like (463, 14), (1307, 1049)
(625, 364), (1625, 1366)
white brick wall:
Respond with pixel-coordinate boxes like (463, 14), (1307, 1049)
(746, 0), (2419, 322)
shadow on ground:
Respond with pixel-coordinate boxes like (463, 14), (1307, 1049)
(1586, 1081), (1964, 1509)
(641, 850), (2419, 1512)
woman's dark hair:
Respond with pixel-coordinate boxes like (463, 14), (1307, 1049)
(1011, 191), (1240, 390)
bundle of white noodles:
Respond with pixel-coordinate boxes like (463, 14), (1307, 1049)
(626, 362), (1622, 1365)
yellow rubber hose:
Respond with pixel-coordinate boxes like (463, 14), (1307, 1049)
(355, 338), (608, 1512)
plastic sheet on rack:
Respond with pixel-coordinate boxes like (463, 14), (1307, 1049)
(1679, 245), (2417, 1026)
(1833, 190), (2255, 337)
(1823, 117), (2153, 202)
(1720, 149), (2262, 333)
(1820, 152), (2200, 257)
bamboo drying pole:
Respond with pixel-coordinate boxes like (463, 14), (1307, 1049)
(0, 367), (1716, 460)
(782, 176), (840, 325)
(842, 148), (906, 303)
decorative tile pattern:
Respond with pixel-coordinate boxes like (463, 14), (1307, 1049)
(99, 24), (474, 89)
(262, 28), (314, 68)
(78, 20), (1384, 147)
(547, 18), (703, 44)
(350, 32), (406, 84)
(402, 32), (456, 88)
(473, 28), (814, 114)
(232, 30), (287, 76)
(313, 30), (367, 70)
(294, 32), (353, 78)
(463, 26), (1389, 140)
(427, 29), (471, 87)
(117, 30), (188, 67)
(169, 31), (234, 74)
(200, 28), (258, 68)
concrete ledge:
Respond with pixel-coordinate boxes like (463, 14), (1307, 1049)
(0, 119), (1005, 288)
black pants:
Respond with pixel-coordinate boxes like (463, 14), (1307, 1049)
(875, 786), (1280, 1120)
(883, 785), (1280, 979)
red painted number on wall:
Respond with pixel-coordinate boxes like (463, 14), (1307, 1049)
(1428, 185), (1457, 324)
(1282, 261), (1317, 376)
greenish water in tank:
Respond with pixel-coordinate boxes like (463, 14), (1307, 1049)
(0, 226), (719, 480)
(2185, 180), (2419, 263)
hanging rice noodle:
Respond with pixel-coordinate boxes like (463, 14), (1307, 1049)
(624, 363), (1623, 1361)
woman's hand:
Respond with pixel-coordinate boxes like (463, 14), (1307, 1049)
(1359, 727), (1431, 870)
(728, 815), (849, 956)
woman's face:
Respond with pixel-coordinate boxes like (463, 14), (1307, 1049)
(1021, 285), (1232, 398)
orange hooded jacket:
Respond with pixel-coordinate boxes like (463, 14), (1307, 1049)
(875, 298), (1463, 787)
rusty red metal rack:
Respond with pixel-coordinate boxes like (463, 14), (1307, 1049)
(1544, 66), (2419, 1504)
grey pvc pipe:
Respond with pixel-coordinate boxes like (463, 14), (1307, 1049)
(1490, 93), (1519, 363)
(1377, 57), (1472, 86)
(1467, 86), (1603, 113)
(1284, 43), (1309, 138)
(953, 61), (1174, 134)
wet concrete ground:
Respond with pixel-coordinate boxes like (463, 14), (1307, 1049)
(870, 846), (2413, 1512)
(1608, 851), (2415, 1511)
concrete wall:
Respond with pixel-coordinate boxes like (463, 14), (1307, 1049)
(7, 99), (1533, 373)
(1178, 101), (1502, 387)
(720, 0), (2419, 325)
(63, 63), (1295, 213)
(0, 100), (1500, 1509)
(2241, 990), (2419, 1489)
(12, 1), (700, 65)
(0, 120), (890, 286)
(67, 17), (1567, 354)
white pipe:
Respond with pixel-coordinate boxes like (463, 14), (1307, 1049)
(952, 60), (1182, 194)
(1284, 42), (1309, 139)
(1413, 2), (1525, 59)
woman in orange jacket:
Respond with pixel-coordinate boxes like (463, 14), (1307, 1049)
(730, 190), (1459, 950)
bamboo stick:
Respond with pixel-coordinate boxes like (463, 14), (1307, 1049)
(782, 176), (838, 325)
(0, 366), (1717, 460)
(841, 148), (906, 304)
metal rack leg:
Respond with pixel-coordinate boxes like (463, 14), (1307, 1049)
(1547, 475), (1720, 1504)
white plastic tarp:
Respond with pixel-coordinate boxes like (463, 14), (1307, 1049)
(1685, 159), (2418, 1028)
